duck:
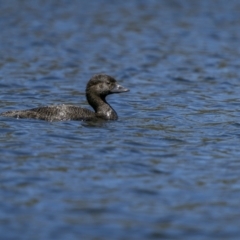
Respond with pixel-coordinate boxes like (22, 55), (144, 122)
(0, 74), (129, 121)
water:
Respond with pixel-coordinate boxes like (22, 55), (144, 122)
(1, 0), (240, 239)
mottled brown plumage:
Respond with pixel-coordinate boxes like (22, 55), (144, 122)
(0, 74), (129, 121)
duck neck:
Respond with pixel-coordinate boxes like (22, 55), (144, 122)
(86, 92), (118, 120)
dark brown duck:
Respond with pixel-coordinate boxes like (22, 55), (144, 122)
(0, 74), (129, 121)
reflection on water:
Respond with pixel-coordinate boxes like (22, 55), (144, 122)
(1, 0), (240, 239)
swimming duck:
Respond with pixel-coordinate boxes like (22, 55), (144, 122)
(0, 74), (129, 121)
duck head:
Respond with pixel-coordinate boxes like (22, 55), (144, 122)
(86, 74), (129, 97)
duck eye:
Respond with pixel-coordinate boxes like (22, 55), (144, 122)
(106, 81), (111, 85)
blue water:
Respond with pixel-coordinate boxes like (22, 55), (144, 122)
(1, 0), (240, 239)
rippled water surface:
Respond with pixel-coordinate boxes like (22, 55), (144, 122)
(1, 0), (240, 239)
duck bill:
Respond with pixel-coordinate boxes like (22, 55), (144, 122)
(110, 84), (129, 93)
